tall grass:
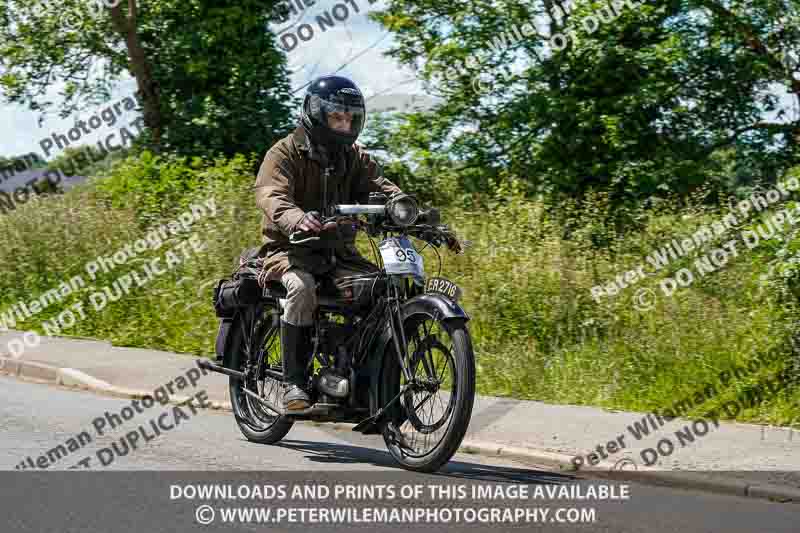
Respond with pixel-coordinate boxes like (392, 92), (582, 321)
(438, 179), (799, 426)
(0, 154), (797, 427)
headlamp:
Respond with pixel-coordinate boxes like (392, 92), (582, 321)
(387, 194), (419, 226)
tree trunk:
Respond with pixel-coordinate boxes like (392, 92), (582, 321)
(110, 0), (162, 147)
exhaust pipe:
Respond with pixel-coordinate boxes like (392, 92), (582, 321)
(196, 359), (245, 380)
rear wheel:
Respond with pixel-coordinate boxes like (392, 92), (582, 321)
(228, 308), (294, 444)
(380, 316), (475, 472)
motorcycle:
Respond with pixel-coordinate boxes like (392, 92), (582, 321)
(198, 193), (475, 473)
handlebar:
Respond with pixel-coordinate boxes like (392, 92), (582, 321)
(287, 204), (461, 253)
(289, 205), (386, 244)
(288, 231), (323, 244)
(288, 211), (366, 244)
(289, 214), (337, 244)
(333, 205), (386, 216)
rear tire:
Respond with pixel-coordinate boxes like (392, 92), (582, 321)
(228, 309), (294, 444)
(380, 317), (475, 473)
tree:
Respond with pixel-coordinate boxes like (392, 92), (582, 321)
(142, 0), (296, 157)
(370, 0), (800, 219)
(0, 0), (294, 157)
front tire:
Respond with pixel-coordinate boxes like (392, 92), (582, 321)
(380, 316), (476, 472)
(228, 309), (294, 444)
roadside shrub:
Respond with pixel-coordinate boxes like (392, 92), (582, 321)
(0, 157), (797, 427)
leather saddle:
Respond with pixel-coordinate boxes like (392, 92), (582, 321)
(236, 247), (344, 307)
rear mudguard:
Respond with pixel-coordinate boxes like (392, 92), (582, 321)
(218, 311), (249, 370)
(216, 317), (236, 367)
(363, 293), (470, 419)
(218, 307), (279, 370)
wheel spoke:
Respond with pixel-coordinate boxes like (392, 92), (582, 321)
(413, 392), (433, 412)
(240, 323), (285, 428)
(392, 318), (464, 456)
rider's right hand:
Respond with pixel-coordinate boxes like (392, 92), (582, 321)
(297, 211), (323, 233)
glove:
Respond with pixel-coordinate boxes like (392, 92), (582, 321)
(297, 211), (323, 233)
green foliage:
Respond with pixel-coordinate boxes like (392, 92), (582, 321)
(0, 0), (122, 116)
(140, 0), (296, 157)
(360, 110), (496, 207)
(0, 152), (45, 171)
(0, 0), (294, 157)
(0, 155), (797, 427)
(93, 150), (257, 224)
(45, 145), (131, 179)
(0, 186), (142, 307)
(0, 153), (262, 354)
(369, 0), (800, 229)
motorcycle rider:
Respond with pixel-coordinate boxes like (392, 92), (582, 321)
(254, 75), (403, 411)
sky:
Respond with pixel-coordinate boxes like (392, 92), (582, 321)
(1, 1), (797, 160)
(0, 0), (422, 159)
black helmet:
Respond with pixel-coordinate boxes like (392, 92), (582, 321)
(301, 75), (366, 147)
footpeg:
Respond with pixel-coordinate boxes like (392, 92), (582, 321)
(282, 403), (337, 418)
(196, 358), (244, 380)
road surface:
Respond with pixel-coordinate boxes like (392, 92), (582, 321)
(1, 375), (798, 532)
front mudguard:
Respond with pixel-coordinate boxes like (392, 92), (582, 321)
(363, 293), (470, 425)
(402, 292), (471, 324)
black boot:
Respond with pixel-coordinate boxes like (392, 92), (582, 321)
(281, 320), (313, 411)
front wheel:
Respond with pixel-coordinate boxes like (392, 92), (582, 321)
(380, 316), (476, 473)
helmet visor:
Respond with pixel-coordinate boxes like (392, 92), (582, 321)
(320, 95), (366, 137)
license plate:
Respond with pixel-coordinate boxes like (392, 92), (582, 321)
(425, 277), (462, 301)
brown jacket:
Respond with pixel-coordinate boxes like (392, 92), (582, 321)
(255, 127), (401, 281)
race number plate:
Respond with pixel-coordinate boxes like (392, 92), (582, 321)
(425, 277), (462, 302)
(379, 236), (424, 278)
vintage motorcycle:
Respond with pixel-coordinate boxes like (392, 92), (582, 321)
(198, 193), (475, 473)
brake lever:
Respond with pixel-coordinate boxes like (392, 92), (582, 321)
(439, 226), (468, 255)
(289, 231), (321, 244)
(289, 216), (357, 244)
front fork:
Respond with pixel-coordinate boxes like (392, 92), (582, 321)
(386, 280), (437, 386)
(387, 282), (414, 383)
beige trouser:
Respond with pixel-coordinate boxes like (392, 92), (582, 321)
(279, 263), (378, 326)
(280, 269), (318, 326)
